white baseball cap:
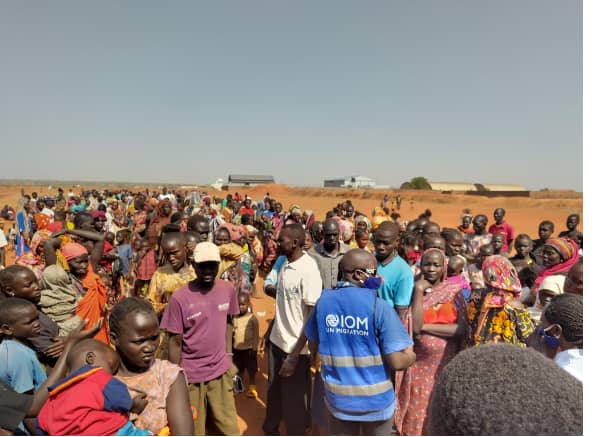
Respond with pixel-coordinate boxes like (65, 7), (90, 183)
(193, 242), (221, 264)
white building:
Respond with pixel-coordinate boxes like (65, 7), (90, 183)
(324, 176), (377, 189)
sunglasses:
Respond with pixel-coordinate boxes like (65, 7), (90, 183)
(356, 268), (378, 277)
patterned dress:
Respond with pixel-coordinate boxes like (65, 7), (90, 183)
(395, 281), (467, 436)
(116, 359), (186, 436)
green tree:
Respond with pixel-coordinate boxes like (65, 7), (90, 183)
(405, 176), (432, 190)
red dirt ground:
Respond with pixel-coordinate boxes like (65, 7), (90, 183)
(0, 184), (582, 435)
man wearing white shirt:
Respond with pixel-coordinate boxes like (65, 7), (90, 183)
(263, 224), (322, 436)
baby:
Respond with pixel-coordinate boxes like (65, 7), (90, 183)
(36, 339), (150, 436)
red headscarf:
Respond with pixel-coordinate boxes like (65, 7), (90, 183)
(534, 238), (579, 290)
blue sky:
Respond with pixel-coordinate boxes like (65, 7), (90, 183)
(0, 1), (582, 190)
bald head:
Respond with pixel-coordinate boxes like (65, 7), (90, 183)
(323, 219), (340, 251)
(67, 338), (119, 374)
(376, 221), (399, 238)
(340, 249), (377, 286)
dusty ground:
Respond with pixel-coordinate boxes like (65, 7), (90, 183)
(0, 184), (582, 435)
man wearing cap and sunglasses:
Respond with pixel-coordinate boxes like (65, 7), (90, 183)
(161, 242), (240, 435)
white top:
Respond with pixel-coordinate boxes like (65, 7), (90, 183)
(270, 252), (323, 354)
(554, 348), (582, 382)
(41, 207), (55, 218)
(0, 229), (7, 248)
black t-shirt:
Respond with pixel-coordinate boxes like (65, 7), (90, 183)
(0, 379), (32, 433)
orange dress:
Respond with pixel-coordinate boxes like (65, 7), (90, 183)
(76, 265), (109, 343)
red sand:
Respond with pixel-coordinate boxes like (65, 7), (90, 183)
(0, 184), (582, 435)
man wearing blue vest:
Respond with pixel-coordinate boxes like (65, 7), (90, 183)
(304, 249), (416, 435)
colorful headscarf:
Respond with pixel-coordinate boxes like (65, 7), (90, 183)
(534, 237), (579, 289)
(61, 242), (89, 261)
(371, 215), (390, 231)
(481, 255), (521, 307)
(30, 230), (52, 256)
(482, 255), (521, 293)
(422, 248), (448, 281)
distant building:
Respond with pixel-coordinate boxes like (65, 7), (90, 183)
(428, 181), (478, 192)
(228, 174), (275, 186)
(428, 181), (527, 193)
(324, 176), (377, 189)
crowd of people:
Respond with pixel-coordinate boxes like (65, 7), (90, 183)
(0, 186), (583, 436)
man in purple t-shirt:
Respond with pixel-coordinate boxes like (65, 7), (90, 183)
(161, 242), (240, 435)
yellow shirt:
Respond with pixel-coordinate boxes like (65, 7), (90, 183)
(146, 264), (196, 316)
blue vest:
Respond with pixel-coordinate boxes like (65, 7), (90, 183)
(314, 286), (395, 418)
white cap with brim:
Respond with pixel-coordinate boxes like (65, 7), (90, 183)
(193, 242), (221, 264)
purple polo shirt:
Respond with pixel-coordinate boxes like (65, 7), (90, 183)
(160, 279), (239, 383)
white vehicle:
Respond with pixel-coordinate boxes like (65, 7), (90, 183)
(210, 178), (225, 191)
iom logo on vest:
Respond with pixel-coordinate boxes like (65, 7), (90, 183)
(325, 313), (369, 336)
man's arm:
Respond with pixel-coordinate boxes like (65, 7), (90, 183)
(278, 305), (314, 377)
(168, 334), (182, 365)
(383, 346), (416, 370)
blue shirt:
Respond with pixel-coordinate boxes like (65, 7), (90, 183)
(0, 339), (47, 394)
(117, 244), (132, 275)
(305, 284), (413, 421)
(376, 254), (414, 308)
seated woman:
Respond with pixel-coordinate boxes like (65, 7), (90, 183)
(110, 297), (194, 436)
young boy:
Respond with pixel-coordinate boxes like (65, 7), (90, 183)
(115, 229), (133, 295)
(232, 293), (259, 398)
(491, 233), (506, 257)
(0, 298), (47, 393)
(36, 339), (149, 436)
(0, 266), (63, 367)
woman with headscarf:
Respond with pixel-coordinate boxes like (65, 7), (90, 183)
(533, 237), (579, 295)
(468, 255), (534, 347)
(43, 234), (109, 343)
(395, 248), (468, 436)
(147, 199), (173, 251)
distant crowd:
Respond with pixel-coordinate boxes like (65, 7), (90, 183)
(0, 186), (583, 436)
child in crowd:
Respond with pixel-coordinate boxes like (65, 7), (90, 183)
(0, 266), (62, 367)
(232, 293), (259, 398)
(0, 298), (48, 433)
(354, 229), (372, 252)
(491, 233), (506, 257)
(446, 255), (471, 302)
(467, 244), (494, 301)
(115, 229), (133, 296)
(133, 238), (155, 297)
(36, 339), (150, 436)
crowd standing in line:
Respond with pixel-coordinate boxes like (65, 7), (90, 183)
(0, 187), (583, 435)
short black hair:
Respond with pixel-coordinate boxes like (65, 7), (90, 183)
(282, 224), (305, 246)
(0, 297), (35, 325)
(355, 229), (368, 239)
(108, 297), (156, 338)
(540, 220), (555, 230)
(428, 344), (582, 435)
(73, 211), (93, 229)
(544, 294), (582, 345)
(0, 265), (30, 294)
(187, 214), (208, 232)
(184, 231), (201, 243)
